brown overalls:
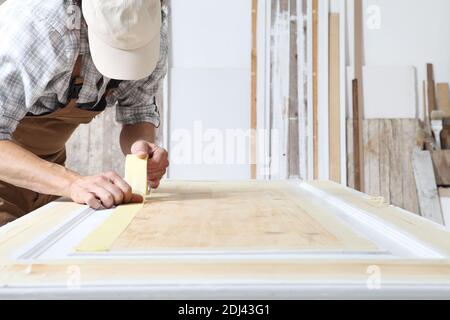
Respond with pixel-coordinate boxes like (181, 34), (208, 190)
(0, 57), (114, 226)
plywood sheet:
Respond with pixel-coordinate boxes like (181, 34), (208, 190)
(110, 181), (379, 252)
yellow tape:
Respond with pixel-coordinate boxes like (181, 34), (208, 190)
(125, 154), (148, 196)
(75, 155), (148, 252)
(75, 203), (143, 252)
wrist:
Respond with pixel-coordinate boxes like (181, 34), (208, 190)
(56, 165), (81, 198)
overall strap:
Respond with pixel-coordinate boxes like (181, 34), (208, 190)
(67, 56), (84, 101)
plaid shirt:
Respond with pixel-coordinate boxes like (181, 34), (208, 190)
(0, 0), (169, 141)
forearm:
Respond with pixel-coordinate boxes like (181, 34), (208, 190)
(0, 141), (80, 197)
(119, 122), (156, 155)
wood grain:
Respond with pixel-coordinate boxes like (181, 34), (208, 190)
(437, 83), (450, 117)
(0, 182), (449, 297)
(430, 150), (450, 186)
(347, 119), (420, 214)
(352, 80), (363, 191)
(288, 0), (300, 178)
(427, 64), (437, 116)
(412, 150), (444, 224)
(110, 181), (379, 252)
(353, 0), (365, 192)
(328, 13), (341, 183)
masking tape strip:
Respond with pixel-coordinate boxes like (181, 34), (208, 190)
(75, 203), (143, 252)
(125, 154), (148, 196)
(75, 155), (148, 252)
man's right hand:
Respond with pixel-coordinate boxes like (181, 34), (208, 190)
(69, 171), (143, 209)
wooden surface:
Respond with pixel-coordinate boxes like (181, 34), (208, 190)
(309, 181), (450, 256)
(288, 0), (300, 178)
(352, 80), (363, 191)
(268, 0), (290, 179)
(111, 181), (378, 252)
(0, 181), (449, 299)
(412, 150), (444, 225)
(427, 64), (437, 117)
(353, 0), (365, 192)
(431, 150), (450, 186)
(347, 119), (421, 214)
(437, 83), (450, 117)
(328, 13), (341, 183)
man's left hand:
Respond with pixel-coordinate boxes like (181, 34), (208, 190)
(131, 140), (169, 189)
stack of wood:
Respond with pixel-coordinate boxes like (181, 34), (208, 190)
(347, 63), (450, 227)
(412, 64), (450, 226)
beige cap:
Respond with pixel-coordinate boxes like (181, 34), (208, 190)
(82, 0), (161, 81)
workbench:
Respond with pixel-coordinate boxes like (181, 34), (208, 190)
(0, 181), (449, 299)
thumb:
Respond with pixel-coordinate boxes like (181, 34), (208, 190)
(131, 141), (150, 159)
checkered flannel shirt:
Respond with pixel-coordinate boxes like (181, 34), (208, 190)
(0, 0), (169, 140)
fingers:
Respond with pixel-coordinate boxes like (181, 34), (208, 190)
(148, 148), (169, 169)
(70, 171), (135, 209)
(104, 171), (133, 204)
(148, 169), (167, 180)
(147, 148), (169, 190)
(84, 193), (102, 210)
(131, 140), (152, 159)
(149, 179), (160, 189)
(130, 193), (144, 203)
(90, 185), (115, 208)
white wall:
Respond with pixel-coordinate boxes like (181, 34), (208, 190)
(346, 0), (450, 118)
(168, 0), (252, 180)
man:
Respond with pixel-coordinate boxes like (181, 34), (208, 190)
(0, 0), (169, 226)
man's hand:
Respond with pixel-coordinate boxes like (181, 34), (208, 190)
(131, 140), (169, 189)
(69, 172), (143, 209)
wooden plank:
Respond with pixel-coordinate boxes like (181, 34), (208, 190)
(312, 0), (319, 179)
(348, 119), (421, 214)
(250, 0), (258, 179)
(346, 119), (354, 188)
(269, 0), (290, 179)
(1, 182), (450, 298)
(437, 187), (450, 227)
(427, 64), (437, 117)
(389, 119), (404, 209)
(362, 119), (370, 193)
(437, 83), (450, 117)
(379, 120), (391, 204)
(401, 120), (420, 214)
(412, 150), (445, 224)
(328, 13), (340, 183)
(441, 126), (450, 150)
(430, 150), (450, 186)
(352, 80), (363, 191)
(353, 0), (364, 192)
(288, 0), (300, 178)
(110, 181), (379, 252)
(366, 120), (380, 197)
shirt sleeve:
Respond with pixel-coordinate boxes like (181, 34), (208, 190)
(114, 1), (169, 127)
(0, 15), (67, 141)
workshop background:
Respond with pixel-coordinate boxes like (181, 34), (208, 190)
(2, 0), (449, 227)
